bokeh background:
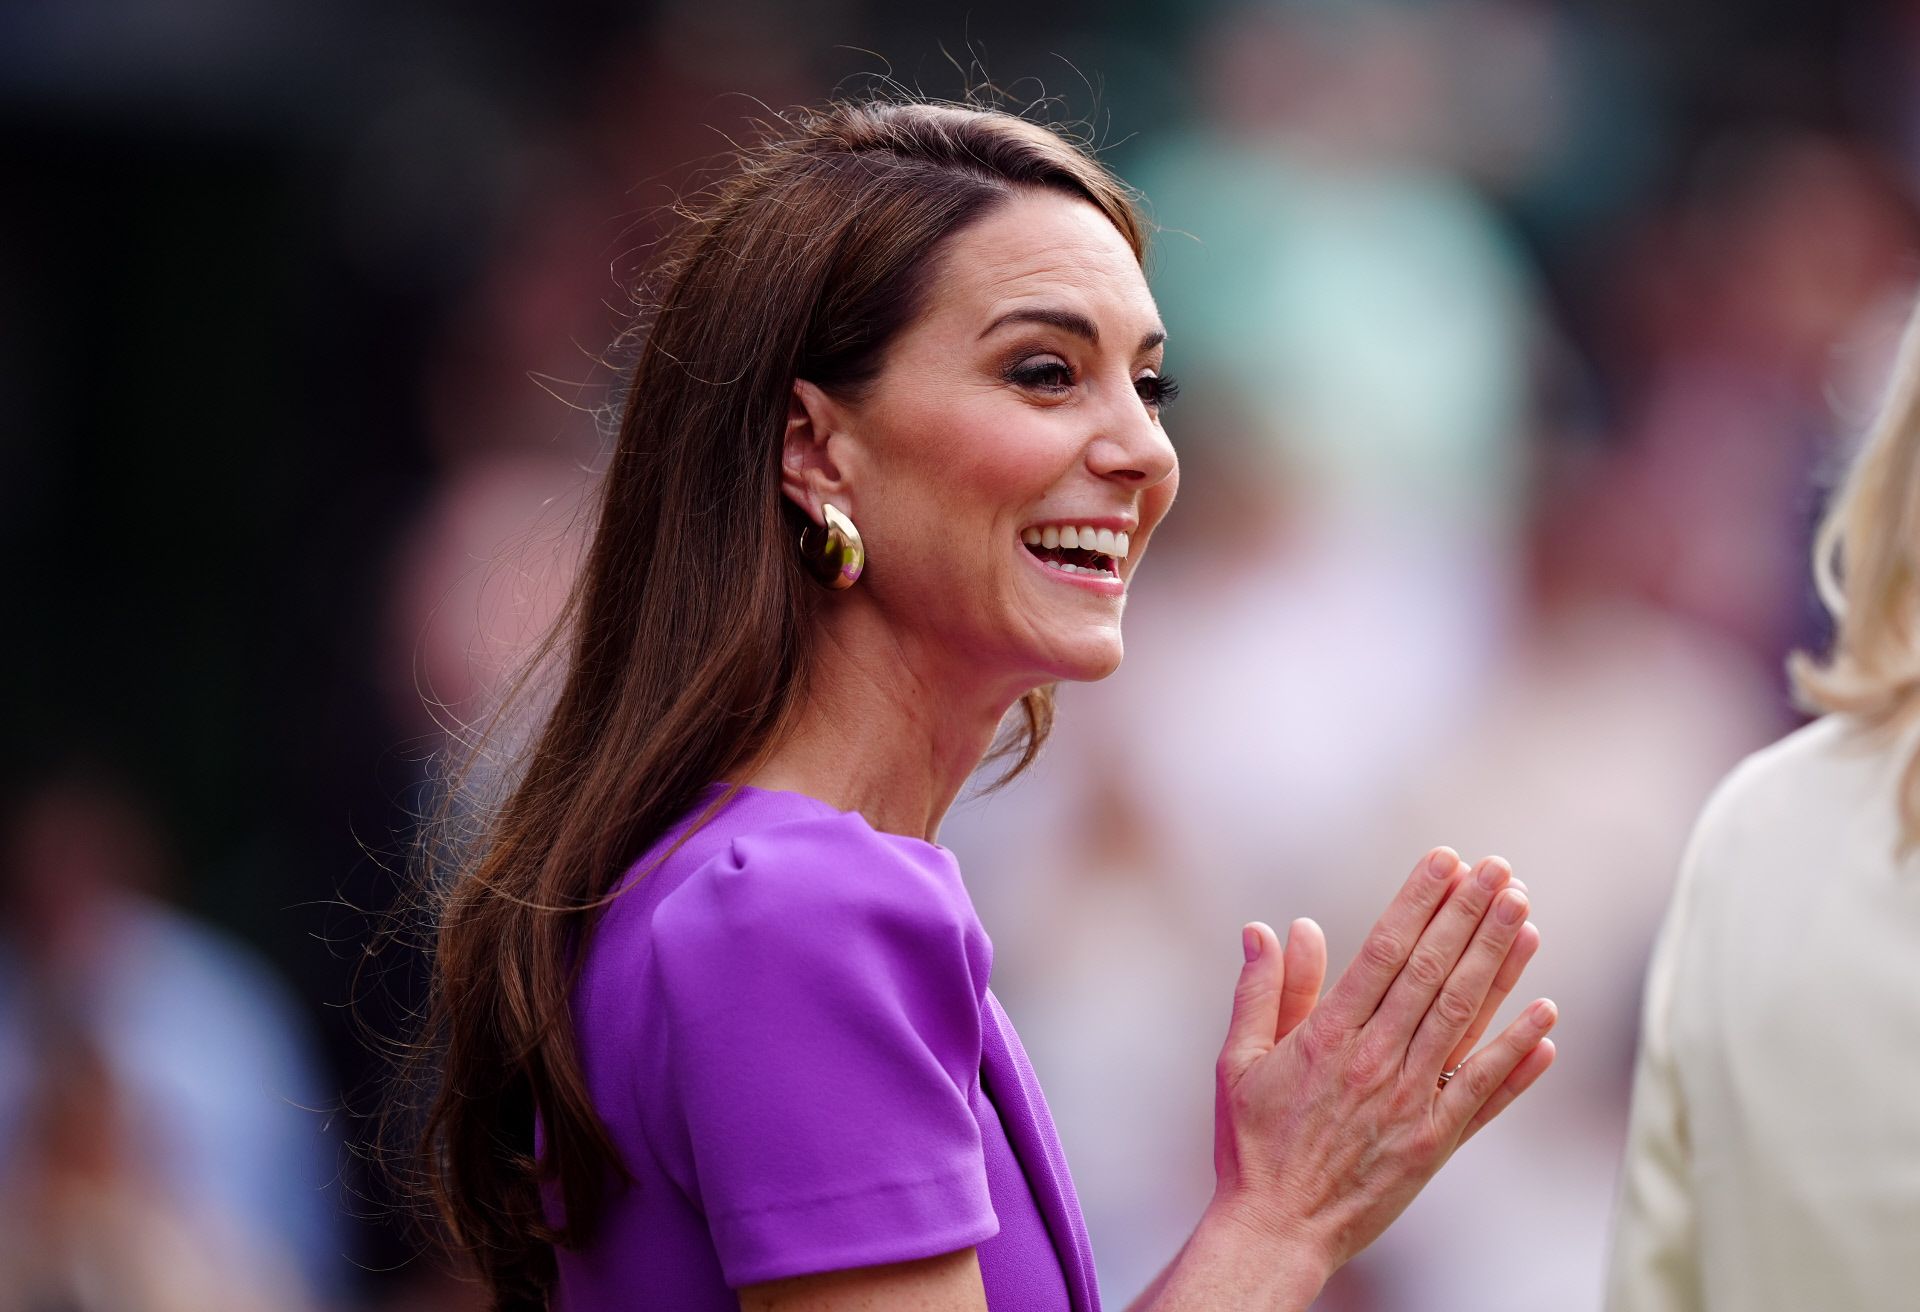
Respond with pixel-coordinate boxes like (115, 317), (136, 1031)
(5, 0), (1917, 1307)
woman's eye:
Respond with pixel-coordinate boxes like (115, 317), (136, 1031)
(1137, 372), (1181, 408)
(1008, 359), (1076, 392)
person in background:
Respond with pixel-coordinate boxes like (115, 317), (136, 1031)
(1606, 290), (1920, 1309)
(0, 768), (341, 1311)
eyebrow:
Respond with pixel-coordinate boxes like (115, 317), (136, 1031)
(979, 305), (1167, 353)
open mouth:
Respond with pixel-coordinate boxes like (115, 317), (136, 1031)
(1020, 524), (1129, 578)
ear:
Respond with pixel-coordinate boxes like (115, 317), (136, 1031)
(782, 379), (853, 522)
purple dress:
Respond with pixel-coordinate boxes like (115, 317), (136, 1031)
(549, 784), (1101, 1310)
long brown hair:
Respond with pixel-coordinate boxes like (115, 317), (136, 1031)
(414, 97), (1149, 1309)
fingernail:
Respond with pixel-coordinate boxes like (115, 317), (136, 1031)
(1496, 889), (1527, 924)
(1529, 1000), (1557, 1027)
(1243, 926), (1262, 963)
(1428, 848), (1459, 879)
(1477, 858), (1509, 891)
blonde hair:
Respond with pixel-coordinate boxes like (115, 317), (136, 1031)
(1791, 297), (1920, 849)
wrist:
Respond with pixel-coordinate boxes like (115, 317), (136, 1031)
(1151, 1195), (1334, 1312)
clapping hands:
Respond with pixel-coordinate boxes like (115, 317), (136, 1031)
(1210, 849), (1557, 1283)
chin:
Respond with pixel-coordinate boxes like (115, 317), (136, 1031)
(1037, 634), (1125, 684)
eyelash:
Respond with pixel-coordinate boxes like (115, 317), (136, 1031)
(1007, 359), (1182, 409)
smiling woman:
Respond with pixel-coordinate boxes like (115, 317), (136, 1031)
(413, 98), (1557, 1312)
(778, 188), (1177, 693)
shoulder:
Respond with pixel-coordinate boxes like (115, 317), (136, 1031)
(650, 805), (990, 999)
(657, 807), (973, 935)
(1692, 716), (1871, 842)
(1681, 715), (1893, 892)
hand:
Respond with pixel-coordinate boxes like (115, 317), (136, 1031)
(1209, 849), (1558, 1280)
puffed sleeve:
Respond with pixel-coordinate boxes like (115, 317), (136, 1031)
(647, 812), (999, 1288)
(1605, 794), (1714, 1312)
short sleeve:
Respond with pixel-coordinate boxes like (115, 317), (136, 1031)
(647, 812), (998, 1287)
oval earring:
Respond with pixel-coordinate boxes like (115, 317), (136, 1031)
(798, 502), (864, 589)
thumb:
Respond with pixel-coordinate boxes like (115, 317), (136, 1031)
(1220, 922), (1286, 1079)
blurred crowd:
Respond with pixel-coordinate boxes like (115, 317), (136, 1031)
(8, 0), (1920, 1308)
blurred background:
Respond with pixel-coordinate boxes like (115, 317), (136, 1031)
(4, 0), (1916, 1307)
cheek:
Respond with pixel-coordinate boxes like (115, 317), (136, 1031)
(958, 438), (1068, 509)
(876, 402), (1069, 523)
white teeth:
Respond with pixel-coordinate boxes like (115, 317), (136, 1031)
(1022, 523), (1134, 560)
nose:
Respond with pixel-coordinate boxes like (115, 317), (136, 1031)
(1087, 395), (1178, 489)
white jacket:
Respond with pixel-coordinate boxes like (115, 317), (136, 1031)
(1606, 714), (1920, 1310)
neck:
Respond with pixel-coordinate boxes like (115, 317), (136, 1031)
(737, 603), (1030, 843)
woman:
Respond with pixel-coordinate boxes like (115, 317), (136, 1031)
(418, 99), (1559, 1311)
(1606, 298), (1920, 1310)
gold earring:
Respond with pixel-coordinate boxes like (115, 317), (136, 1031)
(798, 502), (864, 589)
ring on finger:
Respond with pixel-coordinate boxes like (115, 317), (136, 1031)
(1437, 1062), (1464, 1090)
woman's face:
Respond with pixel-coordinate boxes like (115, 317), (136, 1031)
(791, 190), (1180, 694)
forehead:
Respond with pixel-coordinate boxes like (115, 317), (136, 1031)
(927, 190), (1159, 331)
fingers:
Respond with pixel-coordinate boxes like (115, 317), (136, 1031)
(1274, 918), (1327, 1041)
(1444, 916), (1540, 1073)
(1318, 847), (1464, 1030)
(1220, 921), (1286, 1078)
(1460, 1038), (1556, 1145)
(1368, 857), (1514, 1045)
(1407, 881), (1530, 1072)
(1438, 999), (1559, 1141)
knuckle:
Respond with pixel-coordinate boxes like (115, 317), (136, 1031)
(1359, 931), (1405, 975)
(1300, 1012), (1340, 1059)
(1402, 950), (1448, 991)
(1345, 1037), (1389, 1086)
(1464, 1054), (1505, 1098)
(1433, 986), (1478, 1030)
(1345, 1052), (1381, 1088)
(1226, 1079), (1264, 1121)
